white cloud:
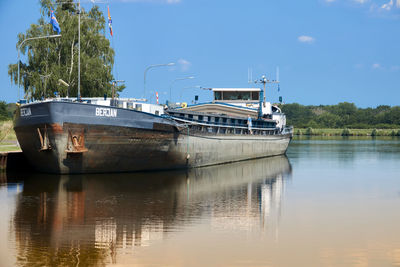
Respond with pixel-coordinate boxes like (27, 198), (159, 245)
(381, 0), (394, 10)
(178, 58), (191, 71)
(391, 65), (400, 71)
(324, 0), (400, 15)
(380, 0), (400, 10)
(298, 35), (315, 44)
(372, 63), (381, 69)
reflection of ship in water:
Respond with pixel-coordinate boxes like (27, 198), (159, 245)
(12, 156), (291, 266)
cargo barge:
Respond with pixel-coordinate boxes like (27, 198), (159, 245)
(13, 84), (292, 173)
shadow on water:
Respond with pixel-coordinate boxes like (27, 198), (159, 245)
(4, 155), (292, 267)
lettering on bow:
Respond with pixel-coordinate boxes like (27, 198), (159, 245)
(95, 108), (117, 117)
(21, 108), (32, 117)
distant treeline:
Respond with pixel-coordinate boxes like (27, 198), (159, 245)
(280, 102), (400, 129)
(0, 102), (16, 121)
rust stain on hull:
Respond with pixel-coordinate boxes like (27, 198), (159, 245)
(49, 123), (64, 134)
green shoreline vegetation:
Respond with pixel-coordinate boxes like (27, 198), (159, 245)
(0, 120), (19, 152)
(0, 102), (19, 151)
(294, 128), (400, 136)
(280, 102), (400, 136)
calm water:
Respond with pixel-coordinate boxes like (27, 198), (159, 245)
(1, 137), (400, 267)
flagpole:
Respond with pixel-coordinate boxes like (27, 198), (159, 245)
(78, 0), (81, 101)
(111, 35), (114, 79)
(107, 6), (115, 92)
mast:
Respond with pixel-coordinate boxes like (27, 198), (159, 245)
(262, 75), (266, 107)
(254, 75), (279, 119)
(77, 0), (81, 100)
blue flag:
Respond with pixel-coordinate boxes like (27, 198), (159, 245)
(50, 9), (61, 34)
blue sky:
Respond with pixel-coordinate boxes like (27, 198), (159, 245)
(1, 0), (399, 107)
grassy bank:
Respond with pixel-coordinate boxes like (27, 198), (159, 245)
(0, 120), (19, 152)
(294, 128), (400, 136)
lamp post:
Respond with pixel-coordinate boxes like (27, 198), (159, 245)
(169, 76), (195, 102)
(111, 80), (125, 103)
(17, 34), (61, 101)
(143, 63), (175, 99)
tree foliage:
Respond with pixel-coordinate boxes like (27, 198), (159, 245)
(8, 0), (124, 101)
(0, 102), (8, 121)
(280, 102), (400, 128)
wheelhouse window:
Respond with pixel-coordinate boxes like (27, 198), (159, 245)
(214, 91), (222, 100)
(214, 90), (260, 101)
(223, 91), (250, 101)
(251, 91), (260, 101)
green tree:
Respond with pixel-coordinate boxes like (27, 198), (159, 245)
(281, 103), (314, 127)
(8, 0), (124, 101)
(0, 102), (8, 121)
(341, 128), (351, 136)
(305, 127), (313, 135)
(6, 103), (17, 118)
(315, 112), (341, 128)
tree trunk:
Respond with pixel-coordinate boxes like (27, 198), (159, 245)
(69, 36), (75, 80)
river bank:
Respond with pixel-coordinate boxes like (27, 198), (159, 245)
(295, 127), (400, 136)
(0, 120), (19, 152)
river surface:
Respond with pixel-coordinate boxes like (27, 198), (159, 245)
(1, 137), (400, 267)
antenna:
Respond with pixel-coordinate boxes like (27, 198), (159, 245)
(254, 74), (280, 106)
(276, 66), (279, 82)
(248, 68), (253, 83)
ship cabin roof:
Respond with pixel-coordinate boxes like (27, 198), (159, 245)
(212, 88), (261, 103)
(166, 109), (277, 129)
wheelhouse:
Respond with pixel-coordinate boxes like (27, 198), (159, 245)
(212, 88), (260, 103)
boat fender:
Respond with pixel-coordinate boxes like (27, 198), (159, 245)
(181, 102), (187, 108)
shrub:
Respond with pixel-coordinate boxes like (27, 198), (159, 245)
(341, 128), (351, 136)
